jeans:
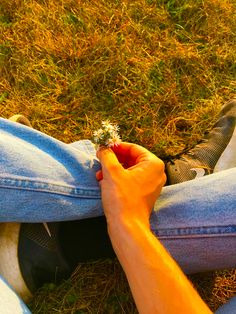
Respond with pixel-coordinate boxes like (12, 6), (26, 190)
(0, 117), (235, 313)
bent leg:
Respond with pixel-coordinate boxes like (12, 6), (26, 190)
(0, 118), (102, 222)
(151, 168), (236, 273)
(60, 165), (236, 274)
(1, 118), (235, 273)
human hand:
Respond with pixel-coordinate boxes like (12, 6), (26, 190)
(97, 144), (212, 314)
(96, 142), (166, 229)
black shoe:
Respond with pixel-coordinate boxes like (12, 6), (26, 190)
(60, 216), (115, 269)
(166, 99), (236, 184)
(18, 223), (72, 294)
(0, 222), (72, 302)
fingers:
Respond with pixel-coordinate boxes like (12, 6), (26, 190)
(96, 142), (165, 180)
(114, 143), (165, 178)
(96, 170), (103, 181)
(112, 142), (150, 158)
(97, 147), (123, 179)
(112, 142), (155, 167)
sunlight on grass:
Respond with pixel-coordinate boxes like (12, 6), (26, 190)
(1, 0), (236, 155)
(0, 0), (236, 312)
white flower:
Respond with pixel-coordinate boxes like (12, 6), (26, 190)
(93, 121), (121, 148)
(93, 128), (104, 141)
(101, 120), (111, 127)
(106, 135), (121, 147)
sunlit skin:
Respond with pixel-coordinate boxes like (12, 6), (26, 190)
(96, 142), (212, 314)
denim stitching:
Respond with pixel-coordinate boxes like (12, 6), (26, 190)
(0, 178), (101, 198)
(154, 225), (236, 239)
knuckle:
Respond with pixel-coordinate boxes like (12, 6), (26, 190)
(108, 163), (122, 174)
(162, 173), (167, 186)
(153, 158), (165, 173)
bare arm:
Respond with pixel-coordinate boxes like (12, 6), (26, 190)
(97, 142), (212, 314)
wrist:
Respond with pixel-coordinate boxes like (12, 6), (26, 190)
(104, 201), (151, 232)
(107, 210), (149, 231)
(106, 214), (151, 252)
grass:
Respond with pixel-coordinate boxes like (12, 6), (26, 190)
(29, 262), (236, 313)
(0, 0), (236, 312)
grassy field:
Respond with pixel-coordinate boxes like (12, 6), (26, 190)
(0, 0), (236, 312)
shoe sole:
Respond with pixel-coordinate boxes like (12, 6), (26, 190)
(214, 122), (236, 172)
(0, 223), (32, 302)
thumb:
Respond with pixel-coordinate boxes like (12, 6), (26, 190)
(97, 147), (123, 178)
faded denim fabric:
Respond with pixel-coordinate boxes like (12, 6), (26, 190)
(215, 296), (236, 314)
(0, 117), (235, 313)
(0, 118), (102, 222)
(0, 117), (236, 272)
(151, 169), (236, 273)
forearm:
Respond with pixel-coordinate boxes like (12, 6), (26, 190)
(108, 218), (212, 314)
(97, 143), (211, 313)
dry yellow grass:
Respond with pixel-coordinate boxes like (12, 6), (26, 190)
(29, 263), (236, 313)
(1, 0), (236, 155)
(0, 0), (236, 312)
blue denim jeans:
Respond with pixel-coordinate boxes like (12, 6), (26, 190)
(0, 118), (235, 313)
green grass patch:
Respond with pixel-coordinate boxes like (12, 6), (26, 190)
(0, 0), (236, 312)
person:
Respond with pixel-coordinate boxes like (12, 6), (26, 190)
(0, 100), (236, 313)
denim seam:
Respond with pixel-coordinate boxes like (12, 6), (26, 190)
(0, 178), (101, 198)
(154, 225), (236, 239)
